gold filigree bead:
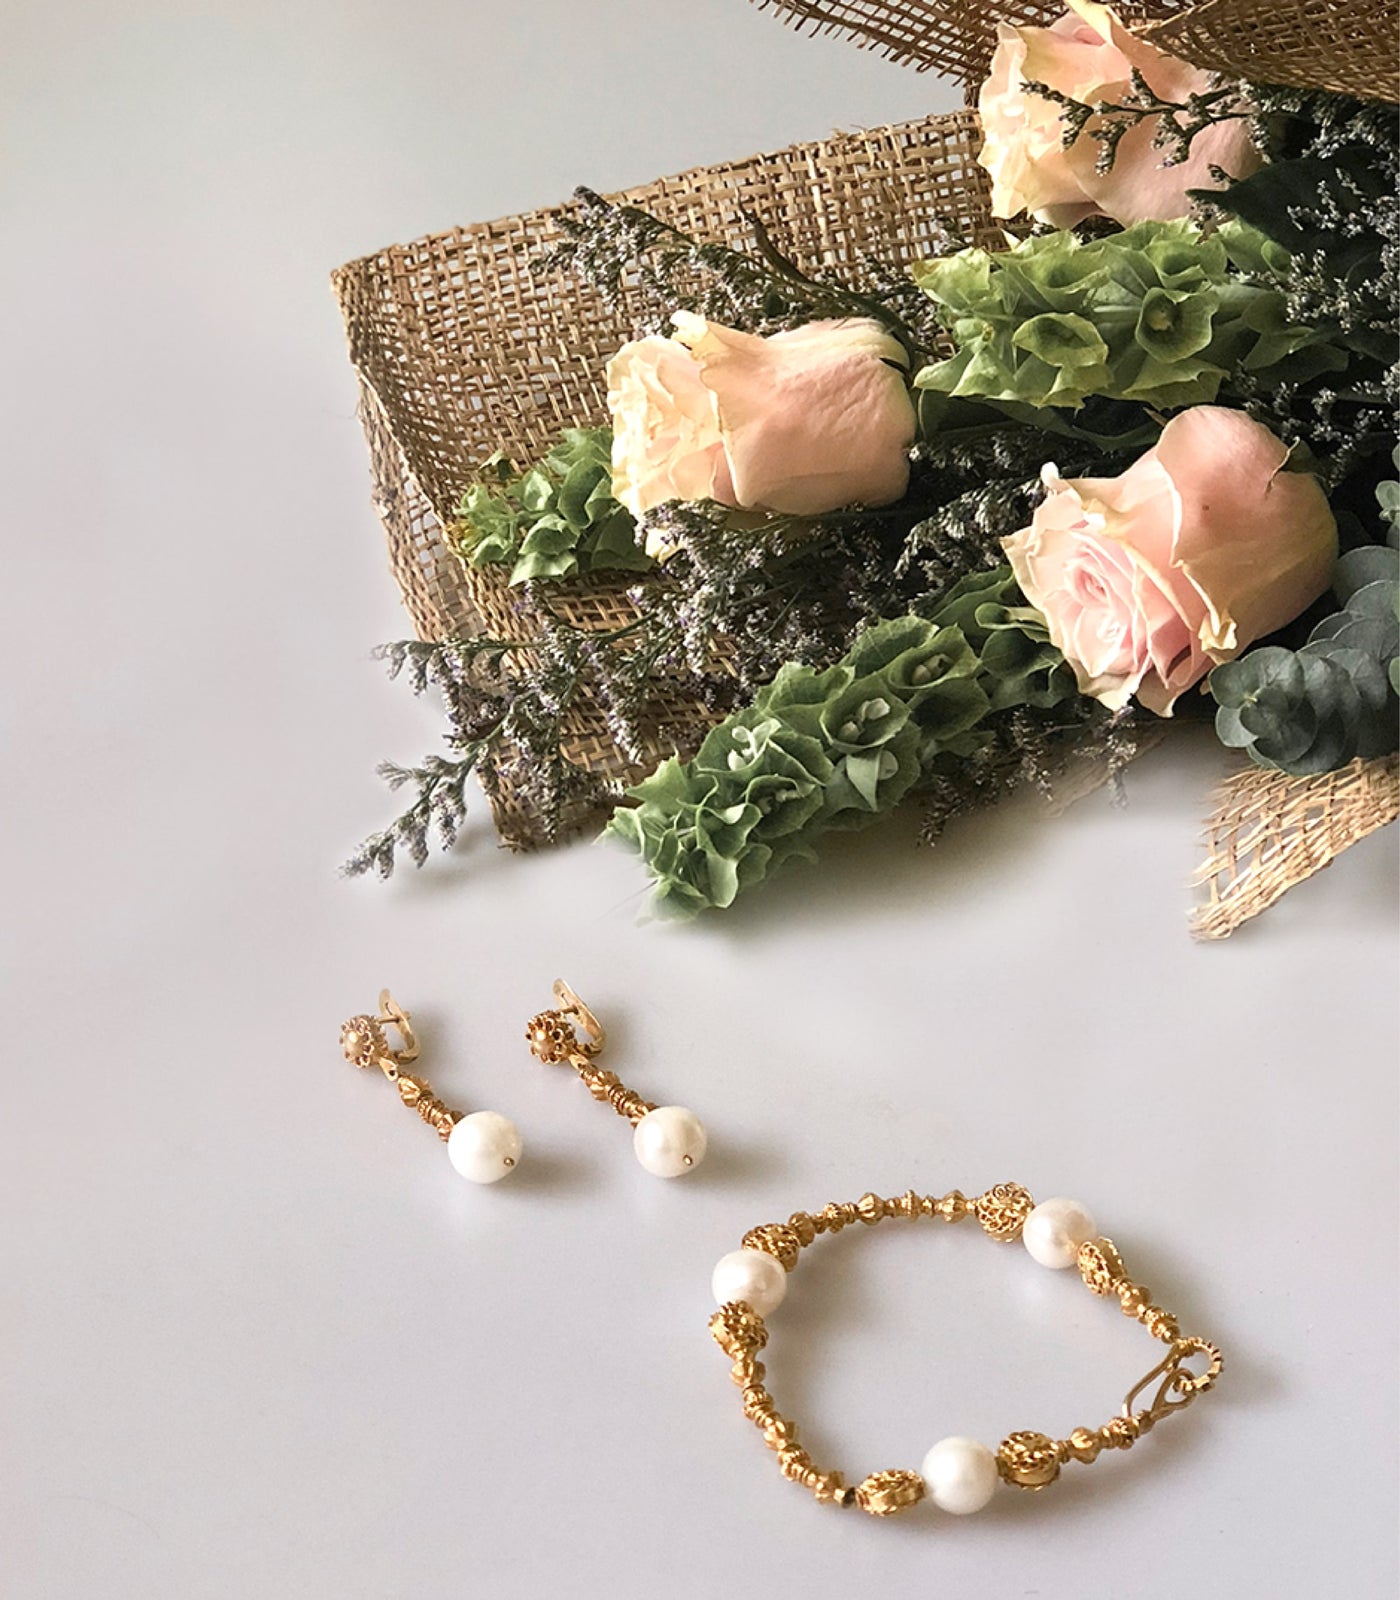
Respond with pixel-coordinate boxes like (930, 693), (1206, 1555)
(710, 1301), (769, 1359)
(857, 1192), (886, 1224)
(976, 1183), (1034, 1242)
(742, 1223), (803, 1272)
(997, 1431), (1061, 1490)
(525, 1012), (575, 1064)
(340, 1016), (388, 1068)
(854, 1469), (926, 1517)
(1077, 1237), (1127, 1295)
(787, 1211), (817, 1248)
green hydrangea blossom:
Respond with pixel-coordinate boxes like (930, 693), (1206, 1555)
(911, 220), (1345, 415)
(606, 568), (1079, 916)
(451, 427), (651, 585)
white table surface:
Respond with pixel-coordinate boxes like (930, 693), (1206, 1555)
(4, 3), (1397, 1597)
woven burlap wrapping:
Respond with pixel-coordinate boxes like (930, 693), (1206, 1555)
(1191, 756), (1400, 937)
(755, 0), (1400, 101)
(335, 0), (1398, 927)
(333, 109), (999, 845)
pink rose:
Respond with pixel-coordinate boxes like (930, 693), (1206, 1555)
(606, 312), (915, 555)
(977, 0), (1260, 227)
(1002, 407), (1337, 714)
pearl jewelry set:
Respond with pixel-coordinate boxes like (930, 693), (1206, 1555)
(338, 983), (707, 1183)
(339, 992), (1222, 1523)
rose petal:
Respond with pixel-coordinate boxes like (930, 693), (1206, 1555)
(677, 316), (915, 516)
(1152, 406), (1338, 655)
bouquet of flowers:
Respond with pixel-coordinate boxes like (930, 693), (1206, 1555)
(335, 0), (1398, 932)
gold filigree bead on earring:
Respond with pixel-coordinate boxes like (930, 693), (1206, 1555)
(525, 980), (708, 1177)
(339, 991), (522, 1184)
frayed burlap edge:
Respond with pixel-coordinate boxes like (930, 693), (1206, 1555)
(1190, 755), (1399, 938)
(751, 0), (1400, 103)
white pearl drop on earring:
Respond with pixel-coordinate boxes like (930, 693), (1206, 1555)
(446, 1110), (522, 1184)
(711, 1247), (787, 1317)
(632, 1105), (708, 1177)
(921, 1436), (999, 1514)
(1022, 1196), (1096, 1269)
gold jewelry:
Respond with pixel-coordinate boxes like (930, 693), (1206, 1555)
(525, 980), (709, 1177)
(709, 1183), (1223, 1518)
(339, 990), (523, 1183)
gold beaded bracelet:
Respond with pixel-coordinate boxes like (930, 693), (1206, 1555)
(708, 1184), (1223, 1518)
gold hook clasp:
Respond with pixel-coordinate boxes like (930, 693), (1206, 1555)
(1122, 1337), (1222, 1424)
(376, 990), (419, 1063)
(553, 980), (605, 1054)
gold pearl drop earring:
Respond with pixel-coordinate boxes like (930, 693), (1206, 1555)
(339, 991), (523, 1183)
(525, 981), (708, 1177)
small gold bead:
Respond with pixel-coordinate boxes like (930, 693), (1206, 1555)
(976, 1183), (1034, 1242)
(1067, 1427), (1102, 1463)
(856, 1192), (886, 1224)
(762, 1416), (798, 1449)
(810, 1472), (846, 1503)
(1144, 1308), (1181, 1342)
(835, 1486), (858, 1509)
(937, 1189), (970, 1222)
(1103, 1415), (1142, 1449)
(1118, 1283), (1151, 1318)
(741, 1385), (773, 1422)
(854, 1469), (926, 1516)
(997, 1431), (1061, 1489)
(778, 1445), (814, 1481)
(787, 1211), (818, 1248)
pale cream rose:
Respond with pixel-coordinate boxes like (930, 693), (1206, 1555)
(606, 313), (915, 558)
(977, 0), (1260, 227)
(1003, 407), (1337, 715)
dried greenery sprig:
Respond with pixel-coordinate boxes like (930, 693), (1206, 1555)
(1024, 67), (1253, 176)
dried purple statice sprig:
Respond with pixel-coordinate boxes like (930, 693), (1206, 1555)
(544, 188), (947, 359)
(1023, 67), (1253, 177)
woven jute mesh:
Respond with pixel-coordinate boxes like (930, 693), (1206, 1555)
(1190, 756), (1400, 938)
(754, 0), (1400, 101)
(334, 108), (999, 846)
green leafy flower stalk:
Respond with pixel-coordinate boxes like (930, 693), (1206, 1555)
(1209, 464), (1400, 775)
(451, 427), (653, 584)
(911, 220), (1345, 416)
(606, 568), (1077, 915)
